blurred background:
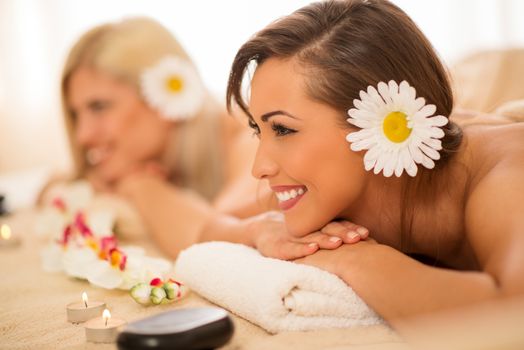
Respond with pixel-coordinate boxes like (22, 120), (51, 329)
(1, 0), (523, 209)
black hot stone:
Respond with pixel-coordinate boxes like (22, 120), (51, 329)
(0, 195), (7, 216)
(117, 307), (234, 350)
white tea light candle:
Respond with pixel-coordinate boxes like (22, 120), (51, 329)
(0, 224), (20, 248)
(66, 292), (106, 323)
(85, 308), (126, 343)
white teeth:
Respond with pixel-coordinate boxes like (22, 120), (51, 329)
(86, 148), (109, 165)
(275, 188), (306, 202)
(86, 149), (102, 165)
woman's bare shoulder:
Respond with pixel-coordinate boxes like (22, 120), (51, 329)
(459, 119), (524, 182)
(462, 121), (524, 285)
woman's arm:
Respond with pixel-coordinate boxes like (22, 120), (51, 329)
(298, 161), (524, 322)
(117, 174), (215, 257)
(297, 241), (499, 321)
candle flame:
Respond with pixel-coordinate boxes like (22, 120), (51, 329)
(103, 308), (111, 326)
(1, 224), (11, 240)
(82, 292), (88, 307)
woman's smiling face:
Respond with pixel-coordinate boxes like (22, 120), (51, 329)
(248, 58), (369, 236)
(67, 67), (171, 185)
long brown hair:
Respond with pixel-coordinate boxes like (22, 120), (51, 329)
(227, 0), (463, 251)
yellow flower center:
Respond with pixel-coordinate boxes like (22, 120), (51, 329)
(166, 76), (184, 93)
(110, 250), (123, 267)
(85, 238), (99, 253)
(383, 111), (411, 143)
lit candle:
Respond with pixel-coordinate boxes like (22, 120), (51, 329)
(85, 308), (126, 343)
(66, 291), (106, 323)
(0, 224), (20, 248)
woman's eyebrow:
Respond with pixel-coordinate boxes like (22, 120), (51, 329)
(260, 110), (298, 122)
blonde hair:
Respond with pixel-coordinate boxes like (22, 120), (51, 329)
(61, 17), (224, 199)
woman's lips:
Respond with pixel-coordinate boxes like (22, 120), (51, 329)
(86, 147), (110, 166)
(271, 185), (307, 211)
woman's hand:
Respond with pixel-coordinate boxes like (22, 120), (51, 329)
(294, 238), (378, 276)
(86, 160), (168, 195)
(114, 161), (168, 198)
(246, 211), (370, 260)
(320, 220), (369, 243)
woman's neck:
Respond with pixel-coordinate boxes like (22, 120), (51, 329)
(341, 173), (404, 248)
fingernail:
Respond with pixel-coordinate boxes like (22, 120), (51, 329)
(356, 227), (368, 236)
(347, 231), (360, 240)
(329, 236), (341, 243)
(308, 243), (318, 249)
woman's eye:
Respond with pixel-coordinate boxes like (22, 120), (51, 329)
(248, 119), (261, 137)
(271, 122), (296, 137)
(89, 100), (112, 113)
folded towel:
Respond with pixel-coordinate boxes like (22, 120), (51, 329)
(174, 242), (383, 333)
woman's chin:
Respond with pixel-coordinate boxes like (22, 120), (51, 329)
(285, 220), (324, 238)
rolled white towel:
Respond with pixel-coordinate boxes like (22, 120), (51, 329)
(174, 242), (383, 333)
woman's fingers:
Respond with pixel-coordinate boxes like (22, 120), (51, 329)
(320, 221), (369, 243)
(261, 240), (319, 260)
(293, 231), (344, 250)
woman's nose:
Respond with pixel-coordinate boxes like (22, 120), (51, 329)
(74, 116), (97, 147)
(251, 142), (278, 180)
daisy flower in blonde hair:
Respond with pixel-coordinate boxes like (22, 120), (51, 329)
(141, 56), (205, 120)
(346, 80), (448, 177)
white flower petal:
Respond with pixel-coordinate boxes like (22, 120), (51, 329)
(353, 99), (365, 111)
(420, 143), (441, 160)
(373, 153), (388, 175)
(377, 82), (393, 104)
(364, 157), (377, 171)
(394, 157), (405, 177)
(417, 104), (437, 119)
(383, 153), (397, 177)
(367, 86), (386, 108)
(421, 154), (436, 169)
(427, 115), (448, 127)
(63, 247), (99, 279)
(406, 162), (418, 177)
(423, 138), (442, 150)
(429, 127), (445, 139)
(350, 109), (380, 121)
(408, 142), (424, 164)
(400, 148), (418, 177)
(347, 118), (375, 129)
(87, 261), (123, 289)
(364, 145), (381, 163)
(388, 80), (399, 94)
(351, 138), (377, 151)
(348, 127), (376, 140)
(413, 97), (426, 111)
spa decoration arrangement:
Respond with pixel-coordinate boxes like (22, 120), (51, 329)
(37, 181), (172, 290)
(130, 277), (188, 305)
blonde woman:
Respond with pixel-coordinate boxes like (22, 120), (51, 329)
(60, 17), (271, 257)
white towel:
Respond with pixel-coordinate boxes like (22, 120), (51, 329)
(174, 242), (384, 333)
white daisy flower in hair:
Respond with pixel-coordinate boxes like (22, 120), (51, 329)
(346, 80), (448, 177)
(141, 56), (205, 120)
